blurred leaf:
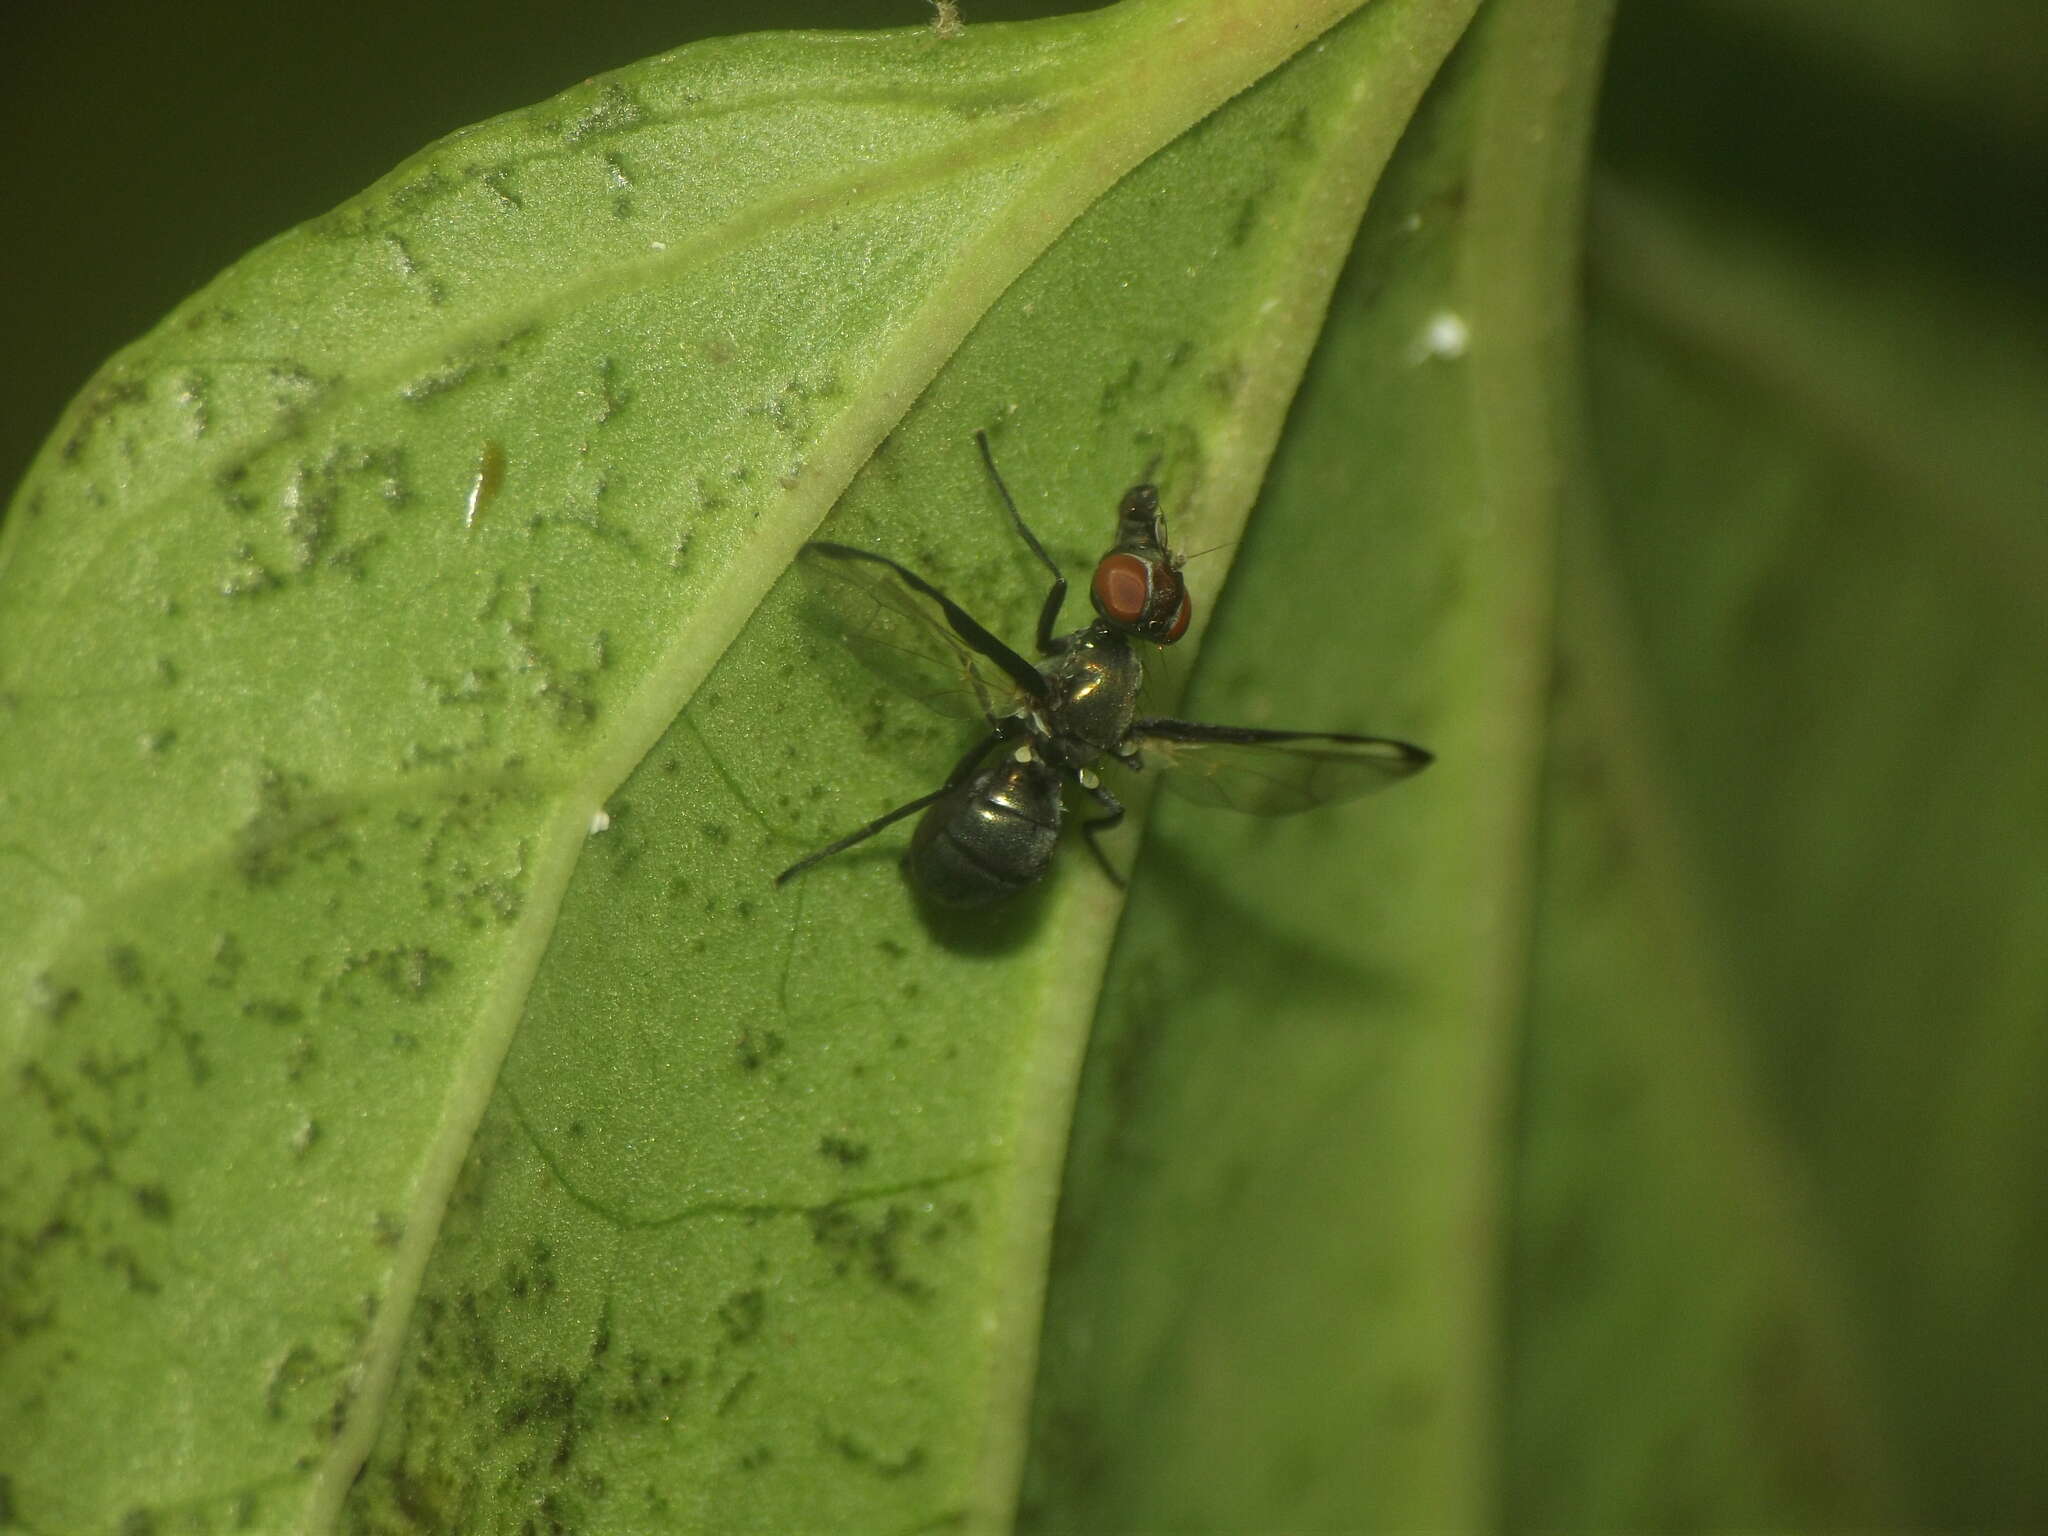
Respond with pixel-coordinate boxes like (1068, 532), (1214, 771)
(1022, 1), (2048, 1532)
(1521, 1), (2048, 1522)
(0, 1), (1488, 1531)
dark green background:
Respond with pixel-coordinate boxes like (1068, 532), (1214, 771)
(5, 0), (2043, 1526)
(0, 1), (1102, 502)
(10, 3), (2040, 503)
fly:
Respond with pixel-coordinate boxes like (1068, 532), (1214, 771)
(776, 431), (1432, 907)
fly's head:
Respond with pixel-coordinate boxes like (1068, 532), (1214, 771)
(1089, 483), (1191, 644)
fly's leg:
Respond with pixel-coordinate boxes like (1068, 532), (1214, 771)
(975, 429), (1070, 655)
(806, 541), (1048, 703)
(1073, 772), (1128, 888)
(773, 790), (951, 888)
(776, 731), (1001, 887)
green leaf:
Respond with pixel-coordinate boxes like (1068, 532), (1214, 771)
(1, 2), (1492, 1531)
(1022, 4), (1622, 1528)
(1022, 1), (2048, 1532)
(19, 0), (2033, 1530)
(1514, 3), (2048, 1525)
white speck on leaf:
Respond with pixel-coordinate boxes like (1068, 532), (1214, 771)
(1409, 310), (1470, 364)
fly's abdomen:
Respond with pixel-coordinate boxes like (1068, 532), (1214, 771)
(906, 758), (1063, 908)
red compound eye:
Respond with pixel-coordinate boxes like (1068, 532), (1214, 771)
(1163, 587), (1192, 643)
(1092, 552), (1151, 626)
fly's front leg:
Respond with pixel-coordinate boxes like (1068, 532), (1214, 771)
(1032, 573), (1071, 656)
(1072, 767), (1127, 888)
(975, 429), (1070, 654)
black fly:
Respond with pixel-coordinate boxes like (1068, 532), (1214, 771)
(776, 432), (1432, 907)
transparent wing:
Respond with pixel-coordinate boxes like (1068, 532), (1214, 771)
(796, 541), (1041, 723)
(1126, 718), (1432, 816)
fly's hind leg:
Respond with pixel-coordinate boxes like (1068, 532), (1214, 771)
(1073, 771), (1127, 888)
(776, 731), (1000, 887)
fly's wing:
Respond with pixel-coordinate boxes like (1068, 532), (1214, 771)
(796, 541), (1041, 723)
(1126, 718), (1432, 816)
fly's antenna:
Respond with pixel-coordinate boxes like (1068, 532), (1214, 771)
(975, 429), (1061, 585)
(1179, 538), (1237, 565)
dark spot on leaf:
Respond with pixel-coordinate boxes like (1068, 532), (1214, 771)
(715, 1369), (756, 1418)
(400, 361), (474, 403)
(716, 1287), (765, 1345)
(922, 1199), (976, 1245)
(102, 1246), (160, 1296)
(1228, 192), (1261, 247)
(735, 1029), (784, 1072)
(28, 973), (80, 1021)
(105, 946), (143, 990)
(808, 1203), (930, 1301)
(818, 1135), (869, 1168)
(220, 542), (283, 599)
(327, 1375), (356, 1441)
(561, 81), (646, 144)
(333, 945), (451, 1001)
(821, 1423), (927, 1479)
(62, 373), (148, 462)
(503, 1239), (558, 1302)
(265, 1343), (319, 1421)
(477, 166), (523, 210)
(498, 1368), (575, 1433)
(132, 1185), (172, 1222)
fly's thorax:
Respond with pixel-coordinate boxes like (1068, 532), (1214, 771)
(1043, 627), (1144, 763)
